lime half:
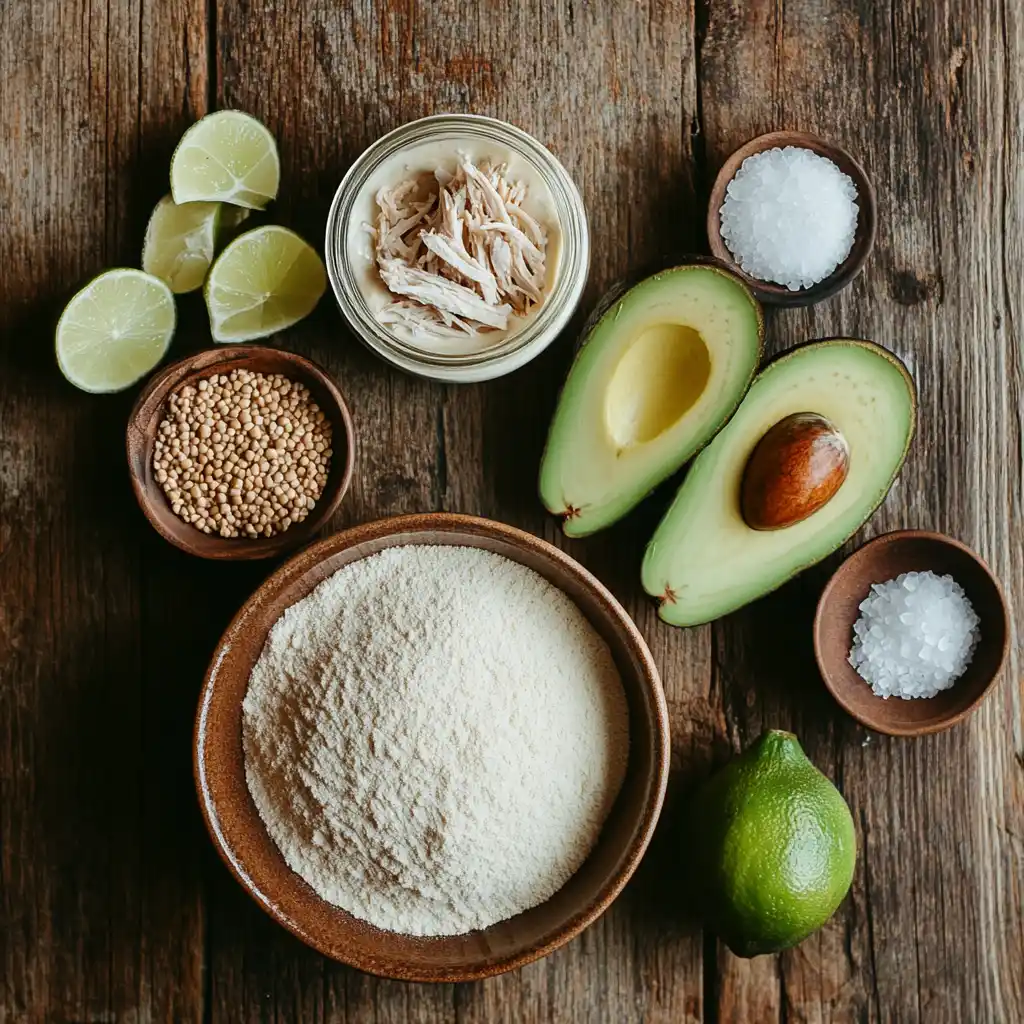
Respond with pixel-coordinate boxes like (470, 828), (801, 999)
(56, 269), (176, 393)
(142, 194), (221, 293)
(170, 110), (279, 210)
(205, 225), (326, 342)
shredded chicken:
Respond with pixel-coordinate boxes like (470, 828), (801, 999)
(373, 160), (549, 342)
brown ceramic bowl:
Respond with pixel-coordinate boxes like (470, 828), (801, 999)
(814, 530), (1009, 736)
(194, 513), (670, 981)
(127, 346), (355, 560)
(707, 130), (877, 306)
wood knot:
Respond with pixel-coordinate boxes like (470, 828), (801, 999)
(890, 270), (943, 306)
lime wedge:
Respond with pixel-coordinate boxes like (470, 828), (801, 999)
(219, 205), (251, 232)
(205, 225), (326, 342)
(217, 204), (252, 249)
(142, 194), (221, 293)
(56, 269), (176, 393)
(170, 110), (279, 210)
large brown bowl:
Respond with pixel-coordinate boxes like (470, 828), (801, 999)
(127, 346), (355, 560)
(708, 130), (877, 307)
(814, 530), (1009, 736)
(194, 513), (670, 981)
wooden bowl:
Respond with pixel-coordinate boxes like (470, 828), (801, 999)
(707, 130), (877, 307)
(126, 346), (355, 560)
(814, 530), (1009, 736)
(194, 513), (670, 981)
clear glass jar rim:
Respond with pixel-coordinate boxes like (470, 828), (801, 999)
(325, 114), (590, 373)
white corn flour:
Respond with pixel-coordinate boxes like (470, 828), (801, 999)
(242, 544), (629, 937)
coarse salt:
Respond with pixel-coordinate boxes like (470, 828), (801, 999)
(719, 146), (859, 291)
(848, 570), (981, 699)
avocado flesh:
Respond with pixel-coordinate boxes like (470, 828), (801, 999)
(539, 266), (764, 537)
(642, 340), (916, 626)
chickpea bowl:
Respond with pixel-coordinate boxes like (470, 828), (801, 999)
(127, 346), (355, 560)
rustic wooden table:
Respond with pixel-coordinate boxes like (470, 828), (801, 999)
(2, 1), (1021, 1021)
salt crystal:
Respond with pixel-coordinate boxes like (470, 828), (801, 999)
(719, 146), (859, 291)
(847, 570), (980, 699)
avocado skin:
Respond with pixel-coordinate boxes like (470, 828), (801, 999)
(645, 337), (918, 625)
(689, 730), (857, 958)
(537, 262), (765, 537)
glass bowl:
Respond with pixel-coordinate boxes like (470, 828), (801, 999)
(325, 114), (590, 383)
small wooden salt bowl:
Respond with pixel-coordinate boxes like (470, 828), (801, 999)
(814, 530), (1009, 736)
(127, 346), (355, 560)
(707, 130), (877, 307)
(194, 513), (670, 981)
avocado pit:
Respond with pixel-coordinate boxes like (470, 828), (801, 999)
(642, 340), (916, 626)
(741, 412), (850, 531)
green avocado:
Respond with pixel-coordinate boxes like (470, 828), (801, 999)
(690, 730), (857, 958)
(643, 339), (916, 626)
(539, 265), (764, 537)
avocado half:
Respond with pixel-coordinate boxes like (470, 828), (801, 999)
(539, 265), (764, 537)
(643, 340), (916, 626)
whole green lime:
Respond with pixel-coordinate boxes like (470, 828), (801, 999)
(690, 729), (856, 957)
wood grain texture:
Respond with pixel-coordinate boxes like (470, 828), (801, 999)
(0, 2), (210, 1022)
(1, 0), (1021, 1021)
(701, 1), (1024, 1021)
(208, 0), (707, 1020)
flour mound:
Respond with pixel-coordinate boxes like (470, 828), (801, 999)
(242, 544), (629, 937)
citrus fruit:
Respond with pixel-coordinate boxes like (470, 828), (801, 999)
(689, 729), (856, 956)
(170, 110), (279, 210)
(219, 205), (251, 233)
(56, 269), (176, 393)
(204, 225), (326, 342)
(142, 194), (221, 293)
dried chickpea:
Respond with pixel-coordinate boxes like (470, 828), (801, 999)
(152, 368), (333, 539)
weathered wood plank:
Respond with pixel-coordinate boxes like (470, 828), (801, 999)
(2, 1), (1020, 1020)
(700, 1), (1024, 1022)
(210, 1), (708, 1021)
(0, 2), (209, 1022)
